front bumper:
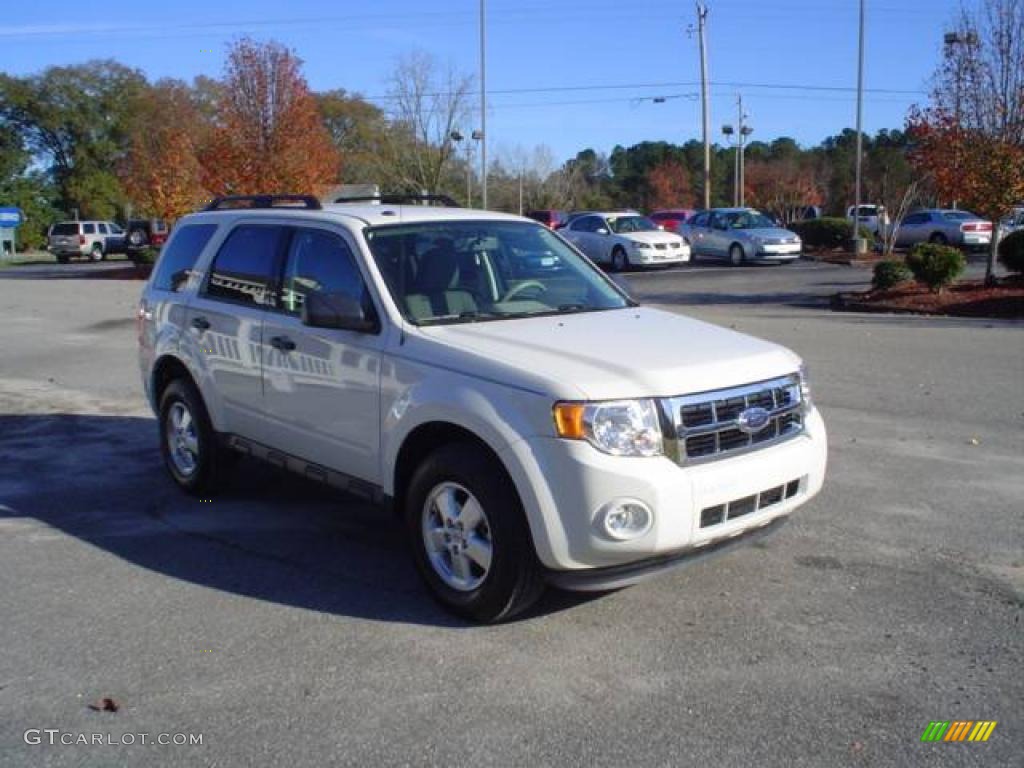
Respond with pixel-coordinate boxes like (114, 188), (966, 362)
(754, 245), (802, 260)
(504, 407), (827, 572)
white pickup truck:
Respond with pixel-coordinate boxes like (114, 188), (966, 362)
(137, 195), (828, 622)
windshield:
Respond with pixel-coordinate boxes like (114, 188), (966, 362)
(608, 215), (658, 234)
(365, 220), (633, 326)
(722, 211), (778, 229)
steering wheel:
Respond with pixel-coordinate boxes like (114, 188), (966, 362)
(502, 280), (548, 302)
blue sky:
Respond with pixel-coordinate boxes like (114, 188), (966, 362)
(1, 0), (963, 163)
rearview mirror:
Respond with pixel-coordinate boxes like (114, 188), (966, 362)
(302, 291), (378, 333)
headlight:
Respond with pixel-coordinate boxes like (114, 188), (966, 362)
(632, 241), (651, 249)
(799, 363), (812, 409)
(553, 399), (663, 457)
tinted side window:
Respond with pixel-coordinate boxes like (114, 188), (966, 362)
(280, 229), (369, 317)
(205, 225), (287, 307)
(152, 224), (218, 293)
(83, 223), (96, 234)
(98, 223), (108, 234)
(569, 217), (590, 232)
(690, 212), (709, 227)
(903, 214), (926, 226)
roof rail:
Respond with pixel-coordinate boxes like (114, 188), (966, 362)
(202, 195), (322, 211)
(333, 194), (460, 208)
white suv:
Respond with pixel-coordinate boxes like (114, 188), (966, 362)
(138, 195), (827, 622)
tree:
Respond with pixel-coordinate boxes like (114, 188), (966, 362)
(200, 39), (339, 195)
(316, 90), (388, 184)
(910, 0), (1024, 282)
(379, 51), (472, 194)
(0, 61), (149, 218)
(744, 158), (821, 223)
(646, 159), (694, 210)
(120, 81), (206, 220)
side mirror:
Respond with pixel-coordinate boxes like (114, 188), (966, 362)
(596, 227), (609, 236)
(302, 291), (378, 333)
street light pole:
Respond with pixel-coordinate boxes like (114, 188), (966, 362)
(852, 0), (866, 252)
(479, 0), (488, 210)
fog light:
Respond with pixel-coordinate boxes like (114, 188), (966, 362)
(599, 499), (653, 541)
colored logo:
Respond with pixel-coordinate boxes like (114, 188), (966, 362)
(921, 721), (997, 742)
(736, 406), (770, 435)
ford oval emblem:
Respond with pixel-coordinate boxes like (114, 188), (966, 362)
(736, 407), (771, 435)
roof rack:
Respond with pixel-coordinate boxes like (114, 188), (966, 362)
(202, 195), (322, 211)
(333, 194), (460, 208)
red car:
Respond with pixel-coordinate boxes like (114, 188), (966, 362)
(650, 209), (698, 233)
(526, 209), (569, 229)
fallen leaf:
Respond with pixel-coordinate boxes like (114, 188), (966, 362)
(88, 697), (119, 713)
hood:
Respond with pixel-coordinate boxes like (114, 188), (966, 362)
(618, 230), (685, 245)
(404, 306), (801, 401)
(740, 227), (800, 241)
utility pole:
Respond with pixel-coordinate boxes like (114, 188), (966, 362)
(851, 0), (866, 253)
(737, 95), (753, 208)
(696, 3), (711, 209)
(479, 0), (488, 209)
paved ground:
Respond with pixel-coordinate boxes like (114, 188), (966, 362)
(0, 260), (1021, 767)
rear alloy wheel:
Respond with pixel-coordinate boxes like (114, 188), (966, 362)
(90, 243), (104, 262)
(611, 247), (629, 272)
(729, 243), (746, 266)
(158, 378), (225, 495)
(406, 443), (544, 623)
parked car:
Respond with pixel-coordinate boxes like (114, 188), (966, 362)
(525, 209), (569, 230)
(560, 211), (691, 271)
(138, 194), (827, 622)
(125, 218), (170, 250)
(999, 207), (1024, 238)
(47, 220), (126, 263)
(649, 209), (698, 233)
(892, 209), (992, 251)
(681, 208), (802, 265)
(846, 204), (889, 237)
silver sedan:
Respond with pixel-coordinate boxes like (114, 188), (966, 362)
(893, 209), (992, 250)
(681, 208), (802, 266)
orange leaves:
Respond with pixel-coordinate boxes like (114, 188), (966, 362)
(198, 39), (339, 197)
(646, 159), (694, 210)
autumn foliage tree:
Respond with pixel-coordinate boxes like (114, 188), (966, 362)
(743, 158), (821, 223)
(646, 159), (694, 210)
(200, 39), (339, 196)
(121, 81), (205, 220)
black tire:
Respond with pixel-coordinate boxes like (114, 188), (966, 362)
(929, 232), (948, 245)
(158, 378), (224, 495)
(405, 443), (544, 623)
(729, 243), (746, 266)
(611, 247), (629, 272)
(90, 243), (104, 262)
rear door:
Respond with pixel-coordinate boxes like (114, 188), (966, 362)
(563, 215), (598, 260)
(187, 223), (288, 443)
(261, 225), (384, 483)
(896, 212), (928, 247)
(685, 211), (712, 256)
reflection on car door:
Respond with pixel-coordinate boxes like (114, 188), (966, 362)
(187, 223), (288, 443)
(261, 226), (384, 484)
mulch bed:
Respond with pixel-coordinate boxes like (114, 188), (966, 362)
(834, 276), (1024, 318)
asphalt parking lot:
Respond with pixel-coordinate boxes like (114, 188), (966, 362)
(1, 260), (1021, 767)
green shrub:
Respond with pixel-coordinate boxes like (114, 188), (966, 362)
(872, 259), (912, 290)
(997, 229), (1024, 274)
(790, 217), (873, 250)
(906, 243), (965, 293)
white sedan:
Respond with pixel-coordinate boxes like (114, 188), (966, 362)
(561, 212), (691, 271)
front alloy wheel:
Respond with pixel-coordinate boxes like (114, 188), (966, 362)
(422, 482), (493, 592)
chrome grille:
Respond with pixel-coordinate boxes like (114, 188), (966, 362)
(662, 374), (804, 464)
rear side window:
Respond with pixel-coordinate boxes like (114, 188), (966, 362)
(152, 223), (218, 293)
(204, 225), (287, 307)
(83, 223), (96, 234)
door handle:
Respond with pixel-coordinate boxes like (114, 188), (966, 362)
(270, 335), (296, 352)
(191, 316), (210, 331)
